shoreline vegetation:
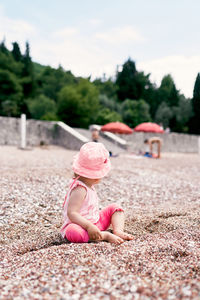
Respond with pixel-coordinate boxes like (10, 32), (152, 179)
(0, 40), (200, 134)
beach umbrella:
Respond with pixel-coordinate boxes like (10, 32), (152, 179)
(134, 122), (164, 133)
(101, 122), (133, 134)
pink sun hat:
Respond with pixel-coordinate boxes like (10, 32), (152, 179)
(73, 142), (111, 179)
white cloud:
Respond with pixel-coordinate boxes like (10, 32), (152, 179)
(89, 19), (102, 26)
(95, 26), (145, 44)
(139, 55), (200, 98)
(31, 25), (118, 78)
(0, 7), (36, 50)
(53, 27), (78, 38)
(32, 35), (117, 78)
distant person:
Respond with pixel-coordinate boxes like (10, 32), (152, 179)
(144, 137), (162, 158)
(61, 142), (133, 244)
(159, 123), (164, 131)
(165, 127), (170, 133)
(91, 128), (99, 143)
(91, 127), (114, 157)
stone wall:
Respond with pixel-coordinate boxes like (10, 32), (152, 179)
(0, 116), (56, 147)
(120, 132), (200, 153)
(53, 123), (88, 150)
(0, 116), (199, 153)
(0, 117), (86, 150)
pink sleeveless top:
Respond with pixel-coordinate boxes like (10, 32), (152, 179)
(60, 178), (100, 238)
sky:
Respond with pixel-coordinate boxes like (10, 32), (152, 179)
(0, 0), (200, 98)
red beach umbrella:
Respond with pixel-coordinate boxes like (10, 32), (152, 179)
(101, 122), (133, 134)
(134, 122), (164, 133)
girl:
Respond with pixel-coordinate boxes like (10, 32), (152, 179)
(61, 142), (133, 244)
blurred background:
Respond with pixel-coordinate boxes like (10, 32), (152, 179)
(0, 0), (200, 134)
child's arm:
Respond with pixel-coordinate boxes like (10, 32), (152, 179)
(67, 186), (102, 240)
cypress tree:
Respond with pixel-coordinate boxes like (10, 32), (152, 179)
(22, 41), (33, 77)
(21, 41), (35, 98)
(0, 39), (9, 55)
(12, 42), (22, 62)
(116, 58), (138, 101)
(191, 73), (200, 134)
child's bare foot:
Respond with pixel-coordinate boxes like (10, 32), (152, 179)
(113, 230), (134, 241)
(102, 231), (124, 244)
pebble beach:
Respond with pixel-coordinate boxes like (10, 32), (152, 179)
(0, 146), (200, 299)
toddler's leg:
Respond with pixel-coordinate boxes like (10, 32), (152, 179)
(111, 211), (134, 241)
(97, 203), (124, 231)
(65, 223), (89, 243)
(95, 203), (132, 244)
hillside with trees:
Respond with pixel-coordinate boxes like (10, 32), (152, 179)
(0, 40), (199, 134)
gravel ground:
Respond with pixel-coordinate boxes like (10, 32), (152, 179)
(0, 146), (200, 300)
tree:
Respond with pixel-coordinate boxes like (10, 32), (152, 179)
(116, 58), (154, 104)
(99, 94), (121, 114)
(116, 58), (138, 101)
(95, 107), (122, 125)
(21, 41), (35, 98)
(172, 96), (193, 132)
(1, 100), (19, 117)
(155, 95), (192, 132)
(26, 94), (57, 120)
(143, 82), (159, 118)
(93, 78), (118, 100)
(157, 75), (180, 107)
(12, 42), (22, 62)
(189, 73), (200, 134)
(153, 75), (184, 132)
(0, 45), (23, 76)
(57, 79), (99, 128)
(155, 102), (173, 129)
(121, 99), (151, 128)
(37, 66), (76, 101)
(0, 40), (9, 55)
(0, 70), (23, 116)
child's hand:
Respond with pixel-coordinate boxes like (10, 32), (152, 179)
(87, 224), (102, 241)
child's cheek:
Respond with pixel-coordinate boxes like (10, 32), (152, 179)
(94, 179), (101, 184)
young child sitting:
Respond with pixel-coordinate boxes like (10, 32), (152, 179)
(61, 142), (133, 244)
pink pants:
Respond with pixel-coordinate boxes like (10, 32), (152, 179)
(64, 203), (123, 243)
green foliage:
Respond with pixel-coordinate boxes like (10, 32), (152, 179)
(116, 58), (138, 101)
(121, 99), (151, 128)
(0, 40), (9, 55)
(27, 94), (57, 120)
(99, 94), (121, 113)
(22, 42), (32, 76)
(12, 42), (22, 62)
(157, 75), (180, 107)
(0, 47), (23, 76)
(143, 82), (158, 118)
(21, 42), (35, 98)
(156, 95), (193, 132)
(93, 77), (118, 100)
(57, 79), (99, 128)
(42, 112), (58, 121)
(116, 58), (157, 116)
(172, 96), (193, 132)
(153, 74), (184, 131)
(0, 70), (23, 116)
(1, 100), (19, 117)
(57, 85), (81, 125)
(37, 66), (76, 101)
(0, 39), (197, 133)
(193, 73), (200, 100)
(189, 73), (200, 134)
(155, 102), (173, 128)
(33, 62), (46, 76)
(95, 107), (122, 125)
